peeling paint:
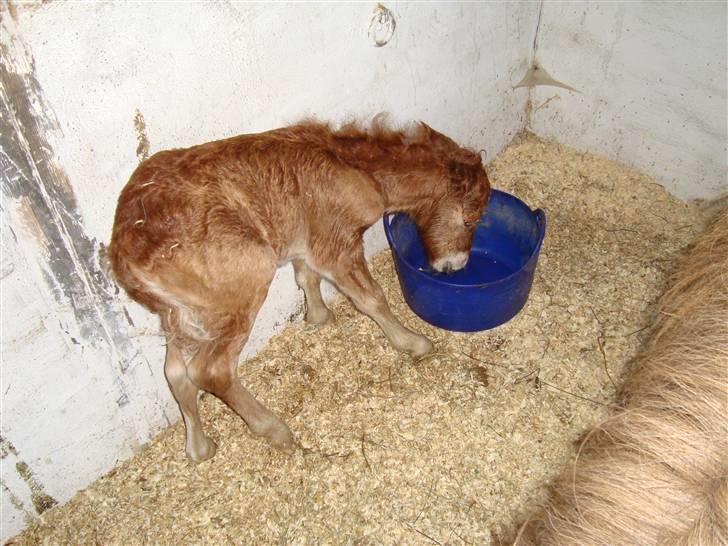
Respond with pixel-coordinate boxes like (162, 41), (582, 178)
(2, 437), (58, 518)
(0, 480), (33, 525)
(0, 435), (19, 459)
(15, 461), (58, 514)
(14, 197), (50, 259)
(0, 31), (139, 371)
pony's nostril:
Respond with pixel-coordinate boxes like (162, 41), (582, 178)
(443, 262), (454, 274)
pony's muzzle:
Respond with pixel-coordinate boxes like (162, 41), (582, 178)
(432, 252), (469, 274)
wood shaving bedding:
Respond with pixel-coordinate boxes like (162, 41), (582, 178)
(13, 133), (705, 545)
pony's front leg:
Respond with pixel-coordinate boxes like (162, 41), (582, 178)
(324, 249), (433, 357)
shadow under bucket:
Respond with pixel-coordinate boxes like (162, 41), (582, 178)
(383, 189), (546, 332)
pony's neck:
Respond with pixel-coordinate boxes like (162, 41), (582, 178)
(325, 135), (442, 214)
(377, 172), (440, 214)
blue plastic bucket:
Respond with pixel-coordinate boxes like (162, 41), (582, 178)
(383, 189), (546, 332)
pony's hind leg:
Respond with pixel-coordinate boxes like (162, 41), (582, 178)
(293, 258), (333, 325)
(155, 243), (295, 454)
(164, 340), (217, 462)
(187, 334), (295, 453)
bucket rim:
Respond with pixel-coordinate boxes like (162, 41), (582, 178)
(383, 189), (546, 289)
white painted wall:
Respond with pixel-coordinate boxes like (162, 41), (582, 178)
(1, 2), (534, 539)
(527, 1), (727, 200)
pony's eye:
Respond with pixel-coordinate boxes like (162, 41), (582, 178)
(464, 220), (475, 229)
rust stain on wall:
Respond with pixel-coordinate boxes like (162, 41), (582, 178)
(133, 108), (150, 162)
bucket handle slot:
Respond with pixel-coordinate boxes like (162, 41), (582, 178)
(533, 208), (547, 249)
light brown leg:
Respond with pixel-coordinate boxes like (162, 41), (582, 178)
(293, 258), (334, 325)
(156, 243), (293, 458)
(324, 250), (433, 357)
(187, 337), (295, 453)
(164, 341), (217, 462)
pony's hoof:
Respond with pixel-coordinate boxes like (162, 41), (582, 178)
(307, 307), (334, 326)
(409, 335), (434, 357)
(187, 437), (217, 463)
(269, 424), (296, 454)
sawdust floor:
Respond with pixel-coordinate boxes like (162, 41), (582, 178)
(16, 133), (704, 545)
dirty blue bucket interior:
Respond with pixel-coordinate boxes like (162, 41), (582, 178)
(383, 189), (546, 332)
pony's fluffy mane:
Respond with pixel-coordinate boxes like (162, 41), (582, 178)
(298, 114), (431, 146)
(288, 115), (480, 171)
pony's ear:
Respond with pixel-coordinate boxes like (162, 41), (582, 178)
(418, 122), (434, 138)
(402, 122), (428, 146)
(420, 123), (459, 152)
(420, 123), (482, 166)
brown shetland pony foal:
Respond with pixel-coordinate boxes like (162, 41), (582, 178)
(109, 120), (490, 461)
